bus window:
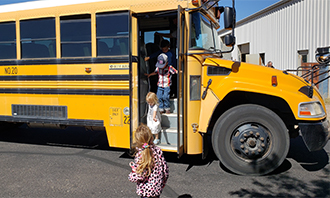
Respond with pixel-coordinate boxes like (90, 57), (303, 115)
(144, 30), (170, 44)
(190, 12), (220, 51)
(20, 18), (56, 59)
(60, 14), (91, 57)
(0, 22), (16, 59)
(190, 75), (201, 100)
(96, 12), (129, 56)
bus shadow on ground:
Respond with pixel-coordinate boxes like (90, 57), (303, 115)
(155, 135), (329, 176)
(287, 136), (329, 171)
(0, 124), (328, 176)
(0, 124), (111, 150)
(227, 140), (330, 197)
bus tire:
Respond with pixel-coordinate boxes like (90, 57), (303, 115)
(212, 104), (289, 175)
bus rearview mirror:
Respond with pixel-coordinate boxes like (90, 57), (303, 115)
(224, 7), (235, 30)
(225, 34), (235, 47)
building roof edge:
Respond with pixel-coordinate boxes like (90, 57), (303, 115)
(218, 0), (292, 35)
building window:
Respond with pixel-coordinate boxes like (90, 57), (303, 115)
(0, 22), (16, 59)
(96, 12), (129, 56)
(238, 43), (249, 62)
(20, 18), (56, 58)
(259, 53), (265, 66)
(298, 50), (309, 66)
(61, 14), (91, 57)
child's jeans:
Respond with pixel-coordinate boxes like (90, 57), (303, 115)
(157, 86), (170, 112)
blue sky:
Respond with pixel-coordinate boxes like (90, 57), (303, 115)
(0, 0), (280, 21)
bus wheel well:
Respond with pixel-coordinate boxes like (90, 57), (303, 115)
(208, 91), (297, 137)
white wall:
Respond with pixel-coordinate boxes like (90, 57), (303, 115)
(219, 0), (330, 70)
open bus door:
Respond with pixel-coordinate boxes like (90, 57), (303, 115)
(177, 6), (185, 157)
(129, 13), (139, 147)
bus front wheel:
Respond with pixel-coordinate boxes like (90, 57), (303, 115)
(212, 104), (289, 175)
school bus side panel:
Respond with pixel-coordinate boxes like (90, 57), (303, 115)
(198, 58), (327, 133)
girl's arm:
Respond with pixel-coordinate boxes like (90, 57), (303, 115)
(128, 154), (144, 183)
(153, 110), (157, 122)
(155, 148), (169, 189)
(128, 171), (144, 183)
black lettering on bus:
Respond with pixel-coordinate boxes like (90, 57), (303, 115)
(11, 67), (18, 74)
(4, 67), (18, 75)
(4, 67), (10, 74)
(124, 116), (130, 124)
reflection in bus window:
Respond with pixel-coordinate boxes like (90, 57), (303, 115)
(96, 12), (129, 56)
(190, 12), (220, 51)
(0, 22), (16, 59)
(190, 75), (201, 100)
(61, 15), (91, 57)
(20, 18), (56, 58)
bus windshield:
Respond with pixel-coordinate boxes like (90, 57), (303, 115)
(190, 12), (220, 51)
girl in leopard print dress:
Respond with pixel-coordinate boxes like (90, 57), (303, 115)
(128, 124), (169, 198)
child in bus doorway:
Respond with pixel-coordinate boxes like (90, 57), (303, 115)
(146, 92), (162, 145)
(128, 124), (169, 198)
(144, 39), (173, 68)
(147, 53), (178, 114)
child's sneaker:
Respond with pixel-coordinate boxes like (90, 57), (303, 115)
(153, 139), (160, 145)
(165, 110), (170, 114)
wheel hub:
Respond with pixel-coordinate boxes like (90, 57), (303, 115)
(232, 124), (269, 159)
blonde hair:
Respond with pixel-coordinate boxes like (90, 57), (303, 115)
(146, 92), (159, 105)
(132, 124), (154, 176)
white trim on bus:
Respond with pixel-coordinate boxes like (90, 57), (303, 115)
(0, 0), (106, 13)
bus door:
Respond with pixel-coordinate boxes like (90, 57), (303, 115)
(129, 14), (139, 147)
(177, 6), (185, 157)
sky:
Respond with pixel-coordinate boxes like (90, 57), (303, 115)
(0, 0), (280, 23)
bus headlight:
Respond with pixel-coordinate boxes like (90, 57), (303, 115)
(298, 102), (325, 118)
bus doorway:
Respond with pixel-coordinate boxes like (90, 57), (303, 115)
(136, 11), (182, 152)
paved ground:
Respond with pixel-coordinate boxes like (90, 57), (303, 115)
(0, 125), (328, 198)
(0, 100), (328, 198)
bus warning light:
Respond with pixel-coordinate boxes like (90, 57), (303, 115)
(272, 76), (278, 87)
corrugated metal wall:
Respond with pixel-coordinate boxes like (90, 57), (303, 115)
(218, 0), (330, 97)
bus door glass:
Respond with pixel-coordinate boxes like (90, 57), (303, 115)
(129, 13), (139, 147)
(177, 6), (185, 157)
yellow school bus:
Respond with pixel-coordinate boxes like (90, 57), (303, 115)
(0, 0), (328, 175)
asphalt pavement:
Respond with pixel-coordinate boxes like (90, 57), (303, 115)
(0, 103), (328, 197)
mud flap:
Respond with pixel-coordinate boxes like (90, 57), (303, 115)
(201, 132), (209, 160)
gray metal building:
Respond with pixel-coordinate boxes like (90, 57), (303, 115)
(218, 0), (330, 97)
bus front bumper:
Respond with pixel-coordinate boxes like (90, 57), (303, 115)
(299, 119), (330, 151)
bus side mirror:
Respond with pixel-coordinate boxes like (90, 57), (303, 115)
(224, 7), (235, 30)
(224, 34), (235, 47)
(315, 47), (330, 64)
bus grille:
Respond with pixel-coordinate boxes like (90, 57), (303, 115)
(12, 105), (67, 119)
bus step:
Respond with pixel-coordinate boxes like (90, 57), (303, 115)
(161, 113), (178, 128)
(157, 143), (177, 152)
(159, 127), (178, 146)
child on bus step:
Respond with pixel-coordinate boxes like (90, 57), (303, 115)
(147, 53), (177, 114)
(128, 124), (169, 198)
(146, 92), (162, 145)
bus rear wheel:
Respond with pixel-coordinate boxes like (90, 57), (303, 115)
(212, 104), (289, 175)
